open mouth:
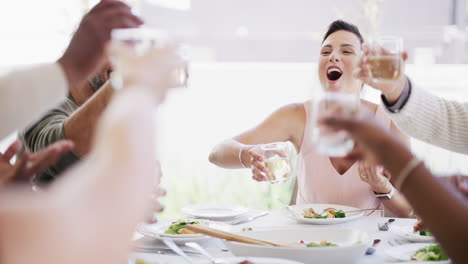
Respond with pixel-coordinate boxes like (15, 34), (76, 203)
(327, 67), (343, 81)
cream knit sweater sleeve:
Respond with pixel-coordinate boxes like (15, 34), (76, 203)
(383, 85), (468, 155)
(0, 63), (68, 139)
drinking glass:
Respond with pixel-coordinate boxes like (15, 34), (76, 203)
(369, 36), (404, 83)
(311, 91), (358, 157)
(258, 142), (291, 184)
(109, 28), (189, 90)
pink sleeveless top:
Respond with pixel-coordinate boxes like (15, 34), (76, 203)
(295, 100), (391, 211)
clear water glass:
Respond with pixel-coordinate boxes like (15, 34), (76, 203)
(109, 28), (189, 90)
(311, 91), (358, 157)
(259, 142), (292, 184)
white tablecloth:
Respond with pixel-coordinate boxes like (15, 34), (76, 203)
(130, 210), (420, 264)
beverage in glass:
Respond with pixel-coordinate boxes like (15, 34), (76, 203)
(311, 91), (358, 157)
(260, 142), (291, 183)
(109, 28), (189, 90)
(369, 36), (403, 82)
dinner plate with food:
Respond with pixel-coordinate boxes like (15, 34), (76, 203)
(391, 220), (436, 243)
(181, 204), (249, 221)
(137, 219), (230, 244)
(385, 243), (450, 263)
(282, 204), (366, 225)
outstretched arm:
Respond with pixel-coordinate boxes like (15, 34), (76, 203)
(322, 110), (468, 263)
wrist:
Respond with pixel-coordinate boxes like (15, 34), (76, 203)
(383, 77), (406, 104)
(240, 145), (254, 168)
(58, 56), (78, 88)
(373, 185), (395, 200)
(372, 182), (392, 194)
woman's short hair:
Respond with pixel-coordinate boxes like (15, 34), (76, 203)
(322, 20), (364, 44)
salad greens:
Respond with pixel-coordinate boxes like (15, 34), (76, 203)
(411, 245), (448, 261)
(164, 219), (199, 234)
(419, 230), (433, 236)
(333, 210), (346, 218)
(303, 240), (337, 247)
(309, 210), (346, 219)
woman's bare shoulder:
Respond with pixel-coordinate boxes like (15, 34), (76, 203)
(274, 102), (307, 121)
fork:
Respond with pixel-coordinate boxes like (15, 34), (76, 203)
(185, 242), (228, 264)
(229, 211), (269, 225)
(278, 199), (297, 217)
(162, 238), (194, 264)
(378, 218), (395, 231)
(365, 239), (381, 255)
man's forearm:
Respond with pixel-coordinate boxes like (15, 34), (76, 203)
(381, 190), (413, 218)
(63, 82), (114, 156)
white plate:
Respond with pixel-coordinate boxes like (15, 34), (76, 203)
(283, 204), (364, 225)
(137, 220), (230, 244)
(385, 243), (450, 263)
(130, 256), (304, 264)
(182, 204), (249, 220)
(225, 227), (371, 264)
(391, 225), (436, 243)
(199, 257), (304, 264)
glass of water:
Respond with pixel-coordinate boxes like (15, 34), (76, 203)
(311, 91), (358, 157)
(259, 142), (292, 184)
(109, 28), (189, 90)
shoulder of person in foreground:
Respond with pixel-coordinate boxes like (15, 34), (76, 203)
(0, 88), (158, 264)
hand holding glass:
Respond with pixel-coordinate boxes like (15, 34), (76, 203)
(109, 28), (189, 90)
(251, 142), (292, 184)
(311, 92), (358, 157)
(368, 36), (403, 82)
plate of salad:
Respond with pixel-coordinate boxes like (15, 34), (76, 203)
(391, 220), (436, 243)
(282, 204), (365, 225)
(386, 243), (450, 263)
(138, 219), (230, 243)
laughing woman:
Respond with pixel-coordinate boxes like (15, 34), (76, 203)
(209, 20), (413, 217)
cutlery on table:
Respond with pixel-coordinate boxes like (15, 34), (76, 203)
(378, 218), (395, 231)
(229, 211), (269, 225)
(162, 238), (195, 264)
(277, 199), (297, 217)
(132, 245), (201, 255)
(184, 224), (305, 248)
(365, 239), (381, 255)
(185, 242), (228, 264)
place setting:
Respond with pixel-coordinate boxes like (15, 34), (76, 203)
(137, 203), (270, 245)
(389, 219), (436, 243)
(279, 202), (375, 225)
(180, 204), (269, 225)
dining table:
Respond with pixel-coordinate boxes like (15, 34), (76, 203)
(129, 209), (424, 264)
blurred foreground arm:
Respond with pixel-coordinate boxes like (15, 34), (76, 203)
(322, 110), (468, 263)
(0, 37), (185, 264)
